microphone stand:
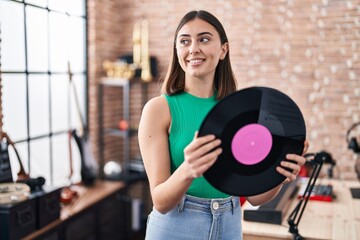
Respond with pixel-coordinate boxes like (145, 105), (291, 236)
(287, 152), (325, 240)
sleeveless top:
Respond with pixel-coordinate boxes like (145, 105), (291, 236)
(164, 91), (229, 198)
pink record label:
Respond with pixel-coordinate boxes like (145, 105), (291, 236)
(231, 123), (273, 165)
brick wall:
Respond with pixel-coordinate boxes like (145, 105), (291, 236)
(88, 0), (360, 180)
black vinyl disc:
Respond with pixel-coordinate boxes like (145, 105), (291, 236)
(198, 86), (306, 196)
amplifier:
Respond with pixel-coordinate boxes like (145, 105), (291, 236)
(33, 187), (61, 229)
(0, 196), (37, 240)
(0, 187), (61, 240)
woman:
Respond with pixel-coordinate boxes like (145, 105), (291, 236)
(138, 10), (308, 240)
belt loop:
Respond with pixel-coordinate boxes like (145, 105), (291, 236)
(231, 197), (235, 215)
(178, 195), (186, 212)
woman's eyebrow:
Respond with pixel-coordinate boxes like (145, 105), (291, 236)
(197, 32), (213, 36)
(178, 32), (213, 38)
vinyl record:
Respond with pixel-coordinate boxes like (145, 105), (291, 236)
(199, 86), (306, 196)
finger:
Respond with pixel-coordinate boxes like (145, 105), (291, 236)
(286, 154), (306, 166)
(185, 134), (216, 152)
(189, 148), (222, 177)
(276, 166), (297, 182)
(193, 131), (199, 139)
(185, 137), (221, 160)
(187, 146), (222, 169)
(280, 160), (301, 173)
(193, 139), (222, 160)
(188, 149), (220, 178)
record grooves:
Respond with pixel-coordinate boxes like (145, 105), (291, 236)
(198, 87), (306, 196)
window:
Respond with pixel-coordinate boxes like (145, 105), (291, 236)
(0, 0), (87, 186)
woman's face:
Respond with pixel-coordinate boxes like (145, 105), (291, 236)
(176, 18), (228, 81)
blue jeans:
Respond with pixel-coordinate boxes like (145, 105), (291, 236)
(145, 194), (242, 240)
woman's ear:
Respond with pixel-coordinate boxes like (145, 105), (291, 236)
(220, 42), (229, 60)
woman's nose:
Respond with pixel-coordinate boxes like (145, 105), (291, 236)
(189, 42), (200, 54)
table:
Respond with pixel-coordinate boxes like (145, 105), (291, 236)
(22, 180), (126, 240)
(242, 179), (360, 240)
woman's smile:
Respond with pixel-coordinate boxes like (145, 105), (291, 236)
(187, 58), (206, 66)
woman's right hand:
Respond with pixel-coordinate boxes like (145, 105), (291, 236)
(183, 132), (223, 179)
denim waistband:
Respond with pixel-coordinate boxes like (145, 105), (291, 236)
(178, 194), (239, 214)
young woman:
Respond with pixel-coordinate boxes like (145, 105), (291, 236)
(138, 10), (308, 240)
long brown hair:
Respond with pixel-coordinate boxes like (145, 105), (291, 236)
(161, 10), (237, 99)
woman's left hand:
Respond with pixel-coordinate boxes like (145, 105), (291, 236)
(276, 140), (309, 182)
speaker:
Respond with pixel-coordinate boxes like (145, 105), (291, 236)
(346, 122), (360, 154)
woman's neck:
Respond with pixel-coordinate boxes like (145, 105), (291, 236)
(184, 76), (215, 98)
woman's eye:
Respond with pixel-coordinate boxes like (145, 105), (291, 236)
(180, 39), (190, 45)
(200, 37), (210, 43)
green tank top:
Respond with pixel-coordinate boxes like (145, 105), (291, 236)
(164, 91), (229, 199)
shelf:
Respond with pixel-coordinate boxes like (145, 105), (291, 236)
(97, 77), (150, 239)
(98, 77), (147, 179)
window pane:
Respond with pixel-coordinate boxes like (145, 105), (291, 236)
(70, 74), (86, 130)
(48, 0), (85, 16)
(3, 74), (27, 141)
(70, 0), (85, 16)
(26, 6), (49, 72)
(25, 0), (47, 8)
(8, 141), (29, 181)
(1, 0), (87, 187)
(48, 0), (70, 13)
(30, 138), (50, 183)
(0, 1), (26, 71)
(51, 74), (69, 132)
(29, 74), (50, 137)
(68, 17), (86, 72)
(49, 12), (69, 72)
(52, 133), (71, 186)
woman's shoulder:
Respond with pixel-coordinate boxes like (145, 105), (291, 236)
(142, 95), (169, 118)
(140, 95), (170, 130)
(143, 95), (168, 111)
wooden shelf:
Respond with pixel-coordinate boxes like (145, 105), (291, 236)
(22, 180), (126, 240)
(60, 181), (125, 219)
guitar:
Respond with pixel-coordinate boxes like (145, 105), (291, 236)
(67, 62), (97, 186)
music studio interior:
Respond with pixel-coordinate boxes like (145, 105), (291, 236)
(0, 1), (360, 240)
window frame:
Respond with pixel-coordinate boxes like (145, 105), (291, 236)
(0, 0), (88, 185)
